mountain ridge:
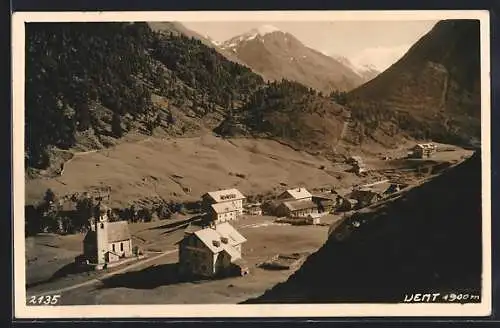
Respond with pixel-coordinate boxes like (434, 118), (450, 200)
(219, 25), (367, 93)
(347, 19), (481, 146)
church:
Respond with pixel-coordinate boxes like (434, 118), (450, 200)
(80, 203), (134, 269)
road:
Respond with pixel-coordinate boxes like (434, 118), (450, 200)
(27, 249), (177, 298)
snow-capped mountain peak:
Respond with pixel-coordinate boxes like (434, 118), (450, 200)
(253, 24), (281, 36)
(222, 25), (282, 48)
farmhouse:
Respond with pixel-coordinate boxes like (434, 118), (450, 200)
(312, 195), (337, 213)
(276, 199), (319, 218)
(337, 196), (358, 212)
(209, 202), (239, 223)
(277, 187), (313, 201)
(412, 143), (437, 158)
(202, 188), (246, 216)
(245, 203), (262, 216)
(349, 188), (382, 208)
(80, 204), (133, 268)
(306, 213), (322, 225)
(178, 222), (248, 278)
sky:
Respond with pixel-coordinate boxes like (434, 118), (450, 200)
(182, 21), (438, 71)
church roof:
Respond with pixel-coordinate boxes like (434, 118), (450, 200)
(107, 221), (131, 243)
(83, 220), (131, 244)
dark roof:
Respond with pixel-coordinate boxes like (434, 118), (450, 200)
(319, 199), (336, 206)
(83, 221), (131, 244)
(107, 221), (131, 243)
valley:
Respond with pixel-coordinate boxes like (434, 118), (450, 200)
(21, 19), (483, 307)
(24, 132), (473, 304)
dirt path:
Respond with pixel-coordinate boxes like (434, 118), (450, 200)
(27, 249), (177, 298)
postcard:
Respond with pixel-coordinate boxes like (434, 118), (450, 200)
(12, 9), (491, 318)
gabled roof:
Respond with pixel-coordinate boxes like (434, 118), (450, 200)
(280, 188), (312, 200)
(222, 245), (242, 260)
(281, 199), (317, 211)
(211, 202), (239, 214)
(215, 222), (247, 245)
(83, 220), (131, 244)
(204, 188), (246, 203)
(192, 222), (246, 254)
(107, 221), (131, 243)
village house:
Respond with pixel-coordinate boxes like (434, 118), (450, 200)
(245, 203), (263, 216)
(336, 196), (359, 212)
(202, 188), (246, 217)
(411, 143), (437, 158)
(384, 183), (405, 195)
(275, 199), (319, 218)
(306, 213), (322, 225)
(209, 202), (239, 223)
(79, 204), (133, 269)
(349, 188), (382, 208)
(312, 194), (337, 213)
(178, 222), (249, 278)
(277, 187), (313, 202)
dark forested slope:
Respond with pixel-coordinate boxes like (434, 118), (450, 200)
(25, 22), (264, 170)
(215, 80), (347, 152)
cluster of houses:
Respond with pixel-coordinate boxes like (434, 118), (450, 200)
(75, 181), (405, 278)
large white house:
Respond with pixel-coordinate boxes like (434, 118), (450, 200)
(178, 222), (248, 278)
(277, 187), (313, 202)
(202, 188), (246, 222)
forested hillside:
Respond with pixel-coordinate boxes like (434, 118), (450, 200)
(347, 20), (481, 146)
(25, 22), (264, 171)
(215, 80), (346, 151)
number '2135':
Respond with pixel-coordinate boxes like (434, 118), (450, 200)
(28, 295), (61, 305)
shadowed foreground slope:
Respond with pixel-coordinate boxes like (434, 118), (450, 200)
(245, 152), (482, 303)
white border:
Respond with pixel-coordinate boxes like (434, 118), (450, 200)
(12, 10), (492, 319)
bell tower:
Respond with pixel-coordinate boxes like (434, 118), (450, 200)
(95, 203), (109, 265)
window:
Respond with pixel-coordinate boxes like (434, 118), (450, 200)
(112, 244), (115, 252)
(120, 243), (123, 252)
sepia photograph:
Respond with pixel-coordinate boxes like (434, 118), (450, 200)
(12, 10), (491, 318)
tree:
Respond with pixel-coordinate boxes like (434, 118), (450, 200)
(43, 188), (56, 205)
(111, 112), (123, 138)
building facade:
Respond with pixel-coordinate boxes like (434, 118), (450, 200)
(349, 188), (382, 208)
(178, 222), (248, 278)
(412, 143), (437, 158)
(245, 204), (263, 216)
(276, 199), (319, 218)
(202, 189), (246, 218)
(209, 202), (239, 223)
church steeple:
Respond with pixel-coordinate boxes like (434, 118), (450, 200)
(95, 202), (110, 265)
